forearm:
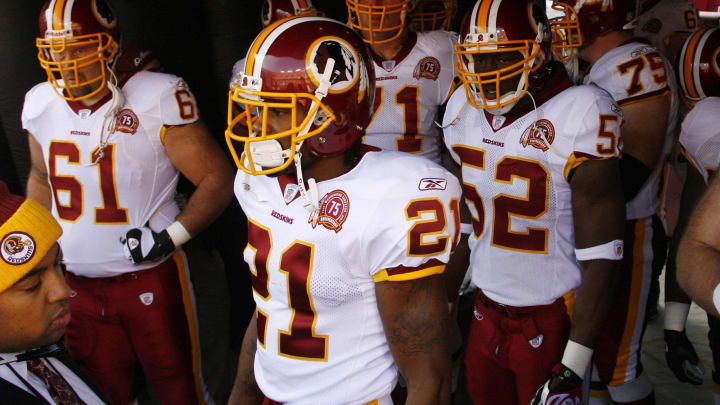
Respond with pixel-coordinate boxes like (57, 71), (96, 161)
(175, 172), (233, 236)
(229, 314), (263, 405)
(443, 234), (470, 300)
(376, 275), (452, 405)
(570, 260), (618, 346)
(26, 169), (52, 210)
(406, 372), (451, 405)
(678, 239), (720, 317)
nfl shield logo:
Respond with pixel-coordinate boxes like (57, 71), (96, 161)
(529, 334), (544, 348)
(139, 292), (154, 306)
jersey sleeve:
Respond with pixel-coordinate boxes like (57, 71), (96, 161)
(363, 165), (462, 282)
(589, 44), (670, 106)
(21, 83), (52, 140)
(563, 87), (623, 180)
(679, 98), (720, 183)
(159, 78), (200, 127)
(436, 30), (459, 104)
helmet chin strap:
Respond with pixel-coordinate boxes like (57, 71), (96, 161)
(88, 68), (125, 165)
(292, 58), (336, 216)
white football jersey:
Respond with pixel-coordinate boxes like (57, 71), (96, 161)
(585, 41), (679, 220)
(235, 149), (461, 405)
(634, 0), (700, 59)
(443, 83), (622, 307)
(362, 31), (457, 163)
(22, 71), (200, 277)
(679, 97), (720, 184)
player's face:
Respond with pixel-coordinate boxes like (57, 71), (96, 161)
(466, 50), (525, 100)
(252, 103), (315, 175)
(0, 244), (71, 353)
(354, 0), (407, 42)
(50, 41), (105, 98)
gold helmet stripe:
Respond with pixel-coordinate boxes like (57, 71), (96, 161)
(52, 0), (66, 31)
(682, 28), (705, 100)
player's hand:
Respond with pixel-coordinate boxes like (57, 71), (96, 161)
(120, 227), (175, 264)
(665, 329), (705, 385)
(530, 363), (582, 405)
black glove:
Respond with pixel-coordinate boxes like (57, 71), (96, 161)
(121, 227), (176, 264)
(665, 329), (705, 385)
(530, 363), (582, 405)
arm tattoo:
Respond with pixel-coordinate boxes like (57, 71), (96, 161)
(242, 338), (262, 399)
(385, 278), (444, 356)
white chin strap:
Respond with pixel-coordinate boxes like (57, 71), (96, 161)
(249, 139), (292, 167)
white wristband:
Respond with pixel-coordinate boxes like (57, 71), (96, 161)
(664, 302), (690, 332)
(574, 239), (624, 261)
(561, 340), (593, 377)
(713, 283), (720, 316)
(166, 221), (192, 247)
(460, 223), (473, 235)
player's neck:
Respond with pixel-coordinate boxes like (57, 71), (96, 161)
(77, 84), (112, 108)
(302, 154), (353, 183)
(369, 29), (409, 60)
(579, 31), (633, 65)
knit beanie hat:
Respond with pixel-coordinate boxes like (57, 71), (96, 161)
(0, 181), (62, 293)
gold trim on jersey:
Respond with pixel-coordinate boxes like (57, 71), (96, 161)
(373, 264), (445, 282)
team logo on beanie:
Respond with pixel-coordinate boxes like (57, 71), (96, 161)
(1, 232), (36, 266)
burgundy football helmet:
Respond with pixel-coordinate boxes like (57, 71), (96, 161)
(226, 16), (375, 175)
(677, 27), (720, 104)
(346, 0), (416, 44)
(455, 0), (550, 115)
(410, 0), (457, 31)
(550, 0), (638, 61)
(261, 0), (323, 27)
(36, 0), (120, 101)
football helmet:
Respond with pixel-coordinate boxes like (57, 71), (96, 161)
(677, 27), (720, 104)
(226, 16), (375, 176)
(550, 0), (638, 61)
(346, 0), (415, 44)
(36, 0), (120, 101)
(410, 0), (457, 31)
(261, 0), (323, 27)
(455, 0), (549, 115)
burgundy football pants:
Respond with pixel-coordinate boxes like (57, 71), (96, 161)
(464, 289), (571, 405)
(64, 252), (208, 405)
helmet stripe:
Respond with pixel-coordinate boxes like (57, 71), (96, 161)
(694, 28), (713, 99)
(683, 28), (704, 100)
(253, 16), (327, 78)
(247, 16), (326, 78)
(475, 0), (492, 32)
(245, 16), (295, 76)
(52, 0), (66, 31)
(488, 0), (503, 33)
(63, 0), (76, 32)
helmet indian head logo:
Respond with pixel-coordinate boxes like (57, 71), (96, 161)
(91, 0), (117, 29)
(307, 36), (369, 102)
(1, 232), (36, 266)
